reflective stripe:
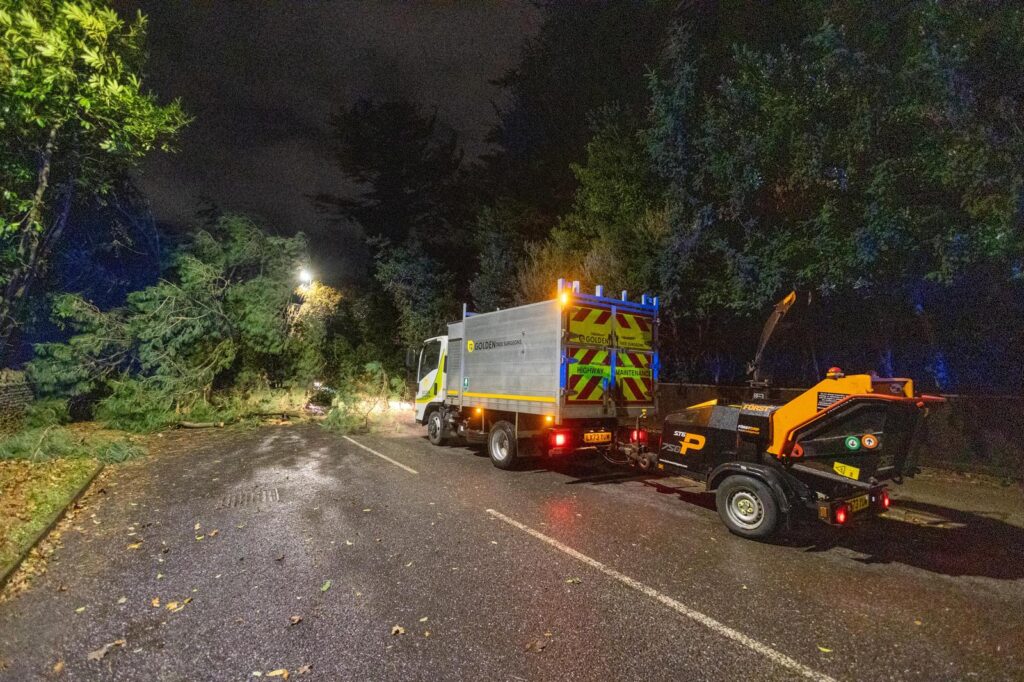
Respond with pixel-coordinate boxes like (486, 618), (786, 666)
(614, 312), (654, 351)
(463, 391), (556, 403)
(567, 346), (610, 404)
(567, 305), (612, 347)
(616, 351), (654, 403)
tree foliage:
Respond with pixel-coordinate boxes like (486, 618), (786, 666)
(28, 215), (331, 429)
(641, 3), (1024, 387)
(474, 0), (1024, 391)
(313, 99), (475, 364)
(314, 99), (470, 257)
(0, 0), (186, 360)
(482, 0), (675, 214)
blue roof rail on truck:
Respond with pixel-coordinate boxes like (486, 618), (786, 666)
(556, 278), (660, 316)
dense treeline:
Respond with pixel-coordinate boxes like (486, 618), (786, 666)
(323, 0), (1024, 394)
(4, 0), (1024, 407)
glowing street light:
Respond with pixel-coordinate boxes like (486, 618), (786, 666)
(298, 268), (313, 286)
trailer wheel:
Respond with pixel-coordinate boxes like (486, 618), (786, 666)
(487, 421), (518, 470)
(715, 475), (781, 540)
(427, 410), (446, 446)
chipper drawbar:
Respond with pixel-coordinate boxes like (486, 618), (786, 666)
(622, 291), (944, 539)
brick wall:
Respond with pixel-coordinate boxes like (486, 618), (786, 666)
(658, 383), (1024, 480)
(0, 370), (34, 436)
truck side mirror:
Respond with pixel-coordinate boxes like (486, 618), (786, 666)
(405, 348), (418, 370)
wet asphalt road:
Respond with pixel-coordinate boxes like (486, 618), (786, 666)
(1, 423), (1023, 681)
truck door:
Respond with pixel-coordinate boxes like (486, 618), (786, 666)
(414, 337), (446, 422)
(614, 312), (655, 406)
(565, 304), (613, 406)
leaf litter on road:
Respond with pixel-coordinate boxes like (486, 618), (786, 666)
(86, 639), (126, 662)
(165, 597), (192, 613)
(391, 625), (405, 635)
(320, 580), (332, 592)
(289, 615), (302, 626)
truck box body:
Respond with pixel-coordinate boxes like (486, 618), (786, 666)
(444, 291), (658, 422)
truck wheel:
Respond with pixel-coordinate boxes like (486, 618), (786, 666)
(487, 421), (518, 470)
(427, 410), (446, 446)
(715, 475), (781, 540)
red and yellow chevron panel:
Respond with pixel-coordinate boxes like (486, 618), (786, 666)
(614, 312), (654, 351)
(616, 351), (654, 404)
(567, 305), (612, 347)
(566, 346), (610, 404)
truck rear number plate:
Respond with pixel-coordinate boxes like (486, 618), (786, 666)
(849, 495), (869, 513)
(584, 432), (611, 444)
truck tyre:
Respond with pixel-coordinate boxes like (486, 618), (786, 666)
(427, 410), (446, 446)
(487, 421), (518, 470)
(715, 475), (781, 540)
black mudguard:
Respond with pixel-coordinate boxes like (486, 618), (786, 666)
(707, 462), (809, 514)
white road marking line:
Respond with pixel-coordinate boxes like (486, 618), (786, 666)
(485, 508), (837, 682)
(343, 436), (418, 475)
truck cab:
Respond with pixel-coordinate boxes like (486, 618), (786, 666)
(414, 335), (448, 424)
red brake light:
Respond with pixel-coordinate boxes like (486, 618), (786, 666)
(629, 429), (648, 443)
(835, 504), (848, 525)
(881, 490), (891, 509)
(553, 432), (567, 447)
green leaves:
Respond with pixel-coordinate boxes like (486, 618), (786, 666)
(0, 0), (188, 353)
(29, 214), (317, 431)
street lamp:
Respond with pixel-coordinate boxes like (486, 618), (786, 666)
(298, 268), (313, 286)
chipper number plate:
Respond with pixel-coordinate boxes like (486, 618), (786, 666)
(849, 495), (869, 513)
(583, 432), (612, 444)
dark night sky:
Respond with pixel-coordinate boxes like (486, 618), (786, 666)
(114, 1), (540, 280)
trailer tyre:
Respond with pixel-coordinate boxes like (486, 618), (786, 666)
(427, 410), (446, 446)
(715, 475), (781, 540)
(487, 421), (518, 470)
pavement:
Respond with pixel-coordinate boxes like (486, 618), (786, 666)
(0, 421), (1022, 681)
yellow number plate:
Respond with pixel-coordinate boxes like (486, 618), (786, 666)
(583, 432), (611, 444)
(849, 495), (869, 513)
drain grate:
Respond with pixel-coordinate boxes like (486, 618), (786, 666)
(222, 488), (281, 507)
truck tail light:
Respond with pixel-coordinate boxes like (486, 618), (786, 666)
(630, 429), (648, 444)
(550, 431), (568, 448)
(834, 503), (849, 525)
(881, 489), (891, 510)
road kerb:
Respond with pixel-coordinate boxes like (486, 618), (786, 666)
(0, 460), (104, 590)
